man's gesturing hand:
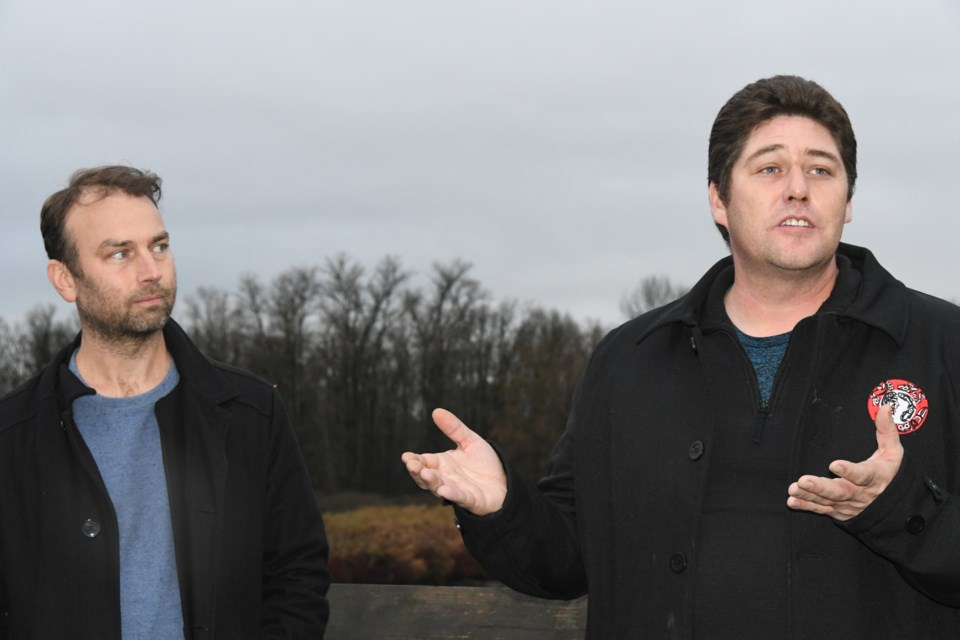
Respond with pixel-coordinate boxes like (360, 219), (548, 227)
(787, 405), (904, 521)
(401, 408), (508, 516)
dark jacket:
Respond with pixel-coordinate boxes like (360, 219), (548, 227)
(0, 320), (330, 639)
(456, 244), (960, 639)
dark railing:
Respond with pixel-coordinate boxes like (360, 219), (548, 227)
(327, 583), (587, 639)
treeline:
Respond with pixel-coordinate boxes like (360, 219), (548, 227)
(0, 256), (686, 497)
(0, 306), (79, 393)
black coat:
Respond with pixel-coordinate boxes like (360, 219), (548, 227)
(457, 244), (960, 639)
(0, 320), (330, 639)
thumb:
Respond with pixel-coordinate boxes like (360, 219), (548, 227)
(874, 404), (903, 456)
(432, 408), (478, 449)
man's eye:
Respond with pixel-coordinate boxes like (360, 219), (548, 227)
(759, 166), (779, 174)
(110, 251), (127, 260)
(810, 167), (831, 176)
(153, 243), (169, 254)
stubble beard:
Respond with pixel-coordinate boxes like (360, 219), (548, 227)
(75, 277), (177, 347)
(764, 229), (841, 277)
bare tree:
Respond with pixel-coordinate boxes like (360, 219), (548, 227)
(182, 286), (248, 363)
(166, 255), (693, 498)
(316, 255), (410, 493)
(489, 308), (594, 481)
(405, 261), (516, 453)
(0, 318), (29, 394)
(0, 306), (77, 395)
(620, 275), (689, 319)
(24, 305), (78, 373)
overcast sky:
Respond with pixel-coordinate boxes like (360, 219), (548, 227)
(2, 1), (958, 329)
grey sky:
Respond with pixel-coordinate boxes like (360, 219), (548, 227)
(2, 1), (959, 328)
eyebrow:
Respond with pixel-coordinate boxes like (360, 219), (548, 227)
(97, 231), (170, 251)
(745, 144), (841, 165)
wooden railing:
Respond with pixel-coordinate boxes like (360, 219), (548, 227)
(326, 583), (587, 639)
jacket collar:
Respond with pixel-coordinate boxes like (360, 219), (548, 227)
(46, 318), (239, 408)
(160, 319), (239, 405)
(634, 243), (909, 346)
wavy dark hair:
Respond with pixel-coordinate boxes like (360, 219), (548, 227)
(40, 165), (162, 274)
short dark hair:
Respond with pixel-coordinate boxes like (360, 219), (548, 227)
(708, 75), (857, 243)
(40, 165), (163, 274)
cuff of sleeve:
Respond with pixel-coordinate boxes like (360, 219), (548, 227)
(840, 449), (948, 554)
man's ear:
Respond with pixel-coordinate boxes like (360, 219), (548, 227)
(47, 260), (78, 303)
(708, 181), (728, 227)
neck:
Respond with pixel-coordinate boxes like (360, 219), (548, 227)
(74, 329), (171, 398)
(724, 257), (839, 337)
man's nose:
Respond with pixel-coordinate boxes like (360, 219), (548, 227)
(784, 167), (809, 202)
(136, 250), (162, 282)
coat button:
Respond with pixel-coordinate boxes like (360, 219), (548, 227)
(81, 518), (101, 538)
(905, 516), (925, 535)
(688, 441), (705, 460)
(669, 553), (687, 573)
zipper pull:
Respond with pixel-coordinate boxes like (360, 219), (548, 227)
(753, 403), (769, 444)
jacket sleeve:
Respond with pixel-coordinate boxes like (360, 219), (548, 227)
(454, 387), (586, 600)
(260, 390), (331, 637)
(840, 449), (960, 607)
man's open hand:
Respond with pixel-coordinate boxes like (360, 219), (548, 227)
(401, 408), (507, 516)
(787, 405), (903, 521)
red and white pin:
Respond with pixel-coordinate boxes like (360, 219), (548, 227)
(867, 379), (928, 435)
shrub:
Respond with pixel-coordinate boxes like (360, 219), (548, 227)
(325, 504), (488, 584)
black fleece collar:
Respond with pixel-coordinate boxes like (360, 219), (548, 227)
(634, 243), (909, 346)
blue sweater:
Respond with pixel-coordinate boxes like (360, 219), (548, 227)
(71, 354), (184, 639)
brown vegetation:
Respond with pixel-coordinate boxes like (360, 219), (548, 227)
(325, 503), (487, 585)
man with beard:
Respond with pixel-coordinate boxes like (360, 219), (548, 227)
(0, 166), (330, 639)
